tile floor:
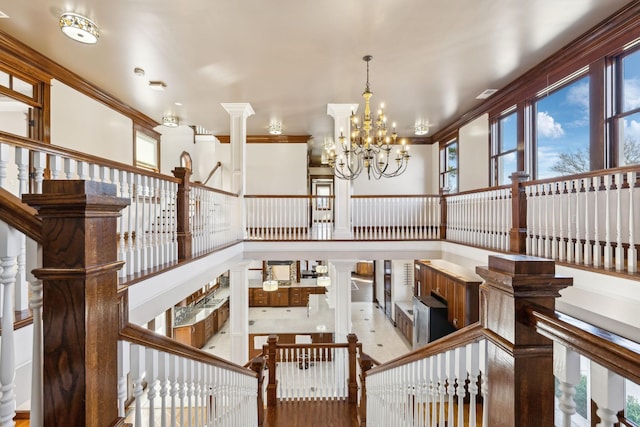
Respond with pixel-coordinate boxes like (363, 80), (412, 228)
(203, 301), (412, 364)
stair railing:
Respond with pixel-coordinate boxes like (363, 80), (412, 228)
(119, 323), (259, 427)
(263, 334), (362, 406)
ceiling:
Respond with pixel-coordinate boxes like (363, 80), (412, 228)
(0, 0), (633, 154)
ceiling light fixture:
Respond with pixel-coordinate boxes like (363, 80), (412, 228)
(133, 67), (145, 77)
(268, 121), (283, 135)
(162, 115), (179, 127)
(262, 266), (278, 292)
(59, 12), (100, 44)
(476, 89), (498, 100)
(325, 55), (410, 180)
(414, 122), (430, 136)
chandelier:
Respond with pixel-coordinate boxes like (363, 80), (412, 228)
(326, 55), (410, 180)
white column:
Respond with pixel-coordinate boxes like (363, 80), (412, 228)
(591, 362), (624, 427)
(221, 103), (255, 196)
(229, 261), (250, 365)
(327, 104), (358, 239)
(329, 260), (355, 343)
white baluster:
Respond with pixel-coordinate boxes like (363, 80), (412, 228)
(76, 161), (88, 180)
(63, 157), (76, 179)
(178, 358), (187, 427)
(32, 151), (46, 194)
(615, 173), (624, 271)
(49, 155), (63, 179)
(590, 362), (624, 427)
(116, 341), (130, 418)
(593, 176), (601, 267)
(553, 342), (580, 427)
(169, 355), (180, 427)
(0, 225), (19, 427)
(146, 348), (159, 427)
(466, 342), (480, 427)
(454, 345), (467, 427)
(603, 174), (613, 268)
(133, 174), (142, 275)
(628, 172), (637, 273)
(29, 279), (43, 427)
(130, 344), (146, 427)
(157, 351), (169, 427)
(584, 178), (593, 265)
(140, 175), (149, 271)
(0, 143), (10, 189)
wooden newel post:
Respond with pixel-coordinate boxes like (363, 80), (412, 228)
(249, 357), (266, 427)
(476, 254), (572, 426)
(439, 190), (448, 240)
(347, 333), (358, 404)
(509, 171), (529, 254)
(266, 335), (278, 407)
(172, 167), (192, 261)
(23, 181), (130, 427)
(358, 354), (374, 427)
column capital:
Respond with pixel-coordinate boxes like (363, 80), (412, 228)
(221, 103), (255, 118)
(329, 260), (357, 272)
(327, 103), (359, 120)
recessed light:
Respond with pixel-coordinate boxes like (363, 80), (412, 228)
(0, 11), (9, 19)
(476, 89), (498, 99)
(174, 102), (183, 106)
(149, 81), (167, 91)
(133, 67), (145, 77)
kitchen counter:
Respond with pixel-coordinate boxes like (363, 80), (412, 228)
(174, 287), (230, 326)
(395, 300), (414, 321)
(248, 278), (320, 288)
(249, 294), (334, 334)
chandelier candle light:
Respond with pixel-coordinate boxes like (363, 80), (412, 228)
(326, 55), (410, 180)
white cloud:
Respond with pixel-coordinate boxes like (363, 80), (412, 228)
(537, 111), (565, 139)
(623, 78), (640, 111)
(624, 118), (640, 141)
(567, 81), (589, 110)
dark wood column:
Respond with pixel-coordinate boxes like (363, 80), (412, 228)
(24, 181), (129, 427)
(439, 192), (447, 240)
(172, 167), (192, 260)
(476, 254), (572, 426)
(509, 171), (528, 254)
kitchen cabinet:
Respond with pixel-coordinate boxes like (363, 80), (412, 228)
(413, 260), (481, 330)
(173, 298), (230, 349)
(268, 288), (290, 306)
(249, 286), (326, 307)
(217, 300), (229, 330)
(394, 304), (413, 344)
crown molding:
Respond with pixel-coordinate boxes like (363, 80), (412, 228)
(215, 135), (311, 144)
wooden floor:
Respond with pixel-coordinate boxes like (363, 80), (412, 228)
(265, 401), (359, 427)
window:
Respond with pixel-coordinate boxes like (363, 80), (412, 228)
(440, 139), (458, 193)
(534, 74), (590, 179)
(623, 379), (640, 426)
(134, 127), (160, 172)
(614, 47), (640, 167)
(491, 109), (518, 186)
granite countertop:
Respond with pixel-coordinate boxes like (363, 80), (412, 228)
(174, 287), (230, 327)
(248, 294), (334, 334)
(395, 300), (414, 321)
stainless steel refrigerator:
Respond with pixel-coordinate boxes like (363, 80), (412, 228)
(412, 295), (456, 349)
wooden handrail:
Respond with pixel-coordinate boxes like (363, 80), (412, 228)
(244, 194), (334, 199)
(201, 161), (222, 186)
(0, 187), (42, 242)
(191, 180), (239, 198)
(351, 194), (440, 199)
(119, 323), (257, 378)
(521, 163), (640, 187)
(526, 305), (640, 385)
(443, 184), (511, 198)
(367, 323), (485, 376)
(0, 131), (180, 183)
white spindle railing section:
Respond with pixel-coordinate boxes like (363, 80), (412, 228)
(120, 337), (258, 427)
(190, 184), (241, 254)
(0, 135), (181, 281)
(274, 345), (350, 401)
(366, 338), (487, 427)
(245, 196), (328, 240)
(525, 168), (639, 274)
(552, 341), (638, 427)
(446, 187), (511, 251)
(351, 195), (441, 240)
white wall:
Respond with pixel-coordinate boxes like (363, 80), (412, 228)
(50, 80), (133, 164)
(352, 144), (434, 195)
(458, 114), (489, 192)
(246, 143), (308, 195)
(159, 126), (220, 184)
